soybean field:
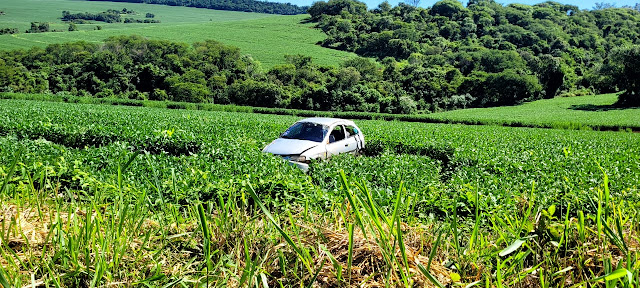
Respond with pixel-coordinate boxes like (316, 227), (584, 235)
(1, 99), (639, 287)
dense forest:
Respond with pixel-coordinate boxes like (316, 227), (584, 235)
(1, 35), (637, 112)
(88, 0), (307, 15)
(0, 36), (415, 113)
(308, 0), (640, 107)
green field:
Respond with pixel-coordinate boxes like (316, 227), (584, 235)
(0, 99), (639, 286)
(0, 0), (355, 67)
(428, 93), (640, 130)
(4, 92), (638, 132)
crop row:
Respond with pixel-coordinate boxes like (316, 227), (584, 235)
(0, 99), (638, 216)
(4, 92), (640, 132)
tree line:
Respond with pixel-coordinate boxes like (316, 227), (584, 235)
(1, 35), (636, 112)
(0, 28), (19, 35)
(88, 0), (308, 15)
(61, 8), (160, 23)
(308, 0), (640, 107)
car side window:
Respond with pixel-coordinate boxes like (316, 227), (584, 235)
(329, 125), (346, 143)
(345, 126), (357, 137)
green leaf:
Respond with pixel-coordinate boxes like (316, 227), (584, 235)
(417, 263), (446, 288)
(590, 268), (632, 283)
(0, 265), (11, 288)
(499, 238), (526, 257)
(305, 259), (326, 288)
(547, 205), (555, 216)
(0, 147), (22, 195)
(450, 272), (461, 282)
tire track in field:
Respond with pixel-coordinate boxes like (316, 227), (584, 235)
(11, 33), (48, 44)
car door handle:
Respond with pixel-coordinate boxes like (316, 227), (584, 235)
(345, 144), (348, 147)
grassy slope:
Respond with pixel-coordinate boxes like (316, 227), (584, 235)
(429, 93), (640, 130)
(0, 0), (355, 67)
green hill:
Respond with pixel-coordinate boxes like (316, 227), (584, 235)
(0, 0), (354, 67)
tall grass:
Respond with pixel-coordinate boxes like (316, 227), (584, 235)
(1, 149), (639, 287)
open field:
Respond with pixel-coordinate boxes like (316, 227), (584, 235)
(0, 99), (639, 286)
(0, 0), (355, 67)
(428, 93), (640, 131)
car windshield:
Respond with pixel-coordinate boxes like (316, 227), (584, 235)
(280, 122), (328, 142)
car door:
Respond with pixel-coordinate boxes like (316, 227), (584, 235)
(344, 125), (363, 152)
(326, 125), (358, 156)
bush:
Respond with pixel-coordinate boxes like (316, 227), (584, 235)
(227, 80), (288, 108)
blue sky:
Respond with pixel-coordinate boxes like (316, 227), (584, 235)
(279, 0), (639, 10)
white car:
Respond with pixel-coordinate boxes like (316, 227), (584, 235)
(263, 118), (365, 171)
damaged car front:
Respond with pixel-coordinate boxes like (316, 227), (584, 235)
(262, 121), (329, 171)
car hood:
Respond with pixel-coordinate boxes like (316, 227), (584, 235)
(263, 138), (321, 155)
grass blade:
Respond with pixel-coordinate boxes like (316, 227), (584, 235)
(246, 182), (309, 270)
(0, 147), (23, 195)
(305, 259), (326, 288)
(417, 263), (445, 288)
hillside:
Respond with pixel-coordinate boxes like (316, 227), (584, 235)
(308, 0), (640, 107)
(0, 0), (354, 67)
(1, 0), (638, 111)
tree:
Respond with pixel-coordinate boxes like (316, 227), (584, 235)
(430, 0), (465, 19)
(27, 22), (49, 33)
(535, 54), (565, 98)
(68, 23), (77, 31)
(376, 1), (392, 13)
(609, 45), (640, 106)
(285, 54), (312, 69)
(227, 80), (287, 107)
(593, 2), (616, 9)
(405, 0), (421, 7)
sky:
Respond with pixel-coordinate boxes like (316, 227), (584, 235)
(278, 0), (639, 10)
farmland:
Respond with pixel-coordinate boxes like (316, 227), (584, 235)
(428, 93), (640, 131)
(0, 0), (354, 67)
(4, 92), (639, 132)
(2, 0), (640, 285)
(1, 99), (639, 286)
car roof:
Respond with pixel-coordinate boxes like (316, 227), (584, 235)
(296, 117), (356, 126)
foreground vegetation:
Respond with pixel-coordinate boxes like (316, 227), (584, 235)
(0, 99), (639, 286)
